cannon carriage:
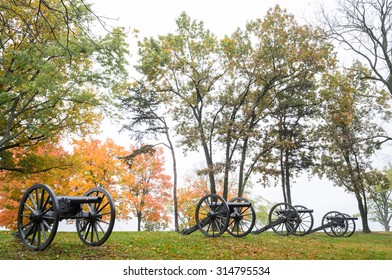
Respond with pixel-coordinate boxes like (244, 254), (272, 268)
(253, 204), (358, 237)
(17, 183), (116, 251)
(305, 209), (357, 237)
(180, 194), (256, 237)
(180, 194), (357, 238)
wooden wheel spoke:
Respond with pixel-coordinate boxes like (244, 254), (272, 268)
(96, 220), (107, 235)
(37, 227), (41, 247)
(35, 188), (40, 209)
(84, 222), (92, 240)
(94, 194), (103, 212)
(79, 219), (90, 232)
(96, 218), (110, 225)
(240, 206), (250, 215)
(42, 195), (51, 211)
(23, 223), (35, 237)
(42, 220), (52, 231)
(29, 194), (37, 210)
(99, 211), (113, 216)
(93, 223), (100, 242)
(40, 223), (48, 242)
(200, 205), (210, 215)
(97, 201), (110, 214)
(39, 188), (45, 211)
(24, 202), (35, 213)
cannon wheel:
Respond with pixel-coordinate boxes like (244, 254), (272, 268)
(226, 197), (256, 238)
(17, 184), (59, 251)
(76, 187), (116, 246)
(195, 194), (230, 237)
(268, 203), (298, 235)
(322, 211), (348, 237)
(292, 205), (314, 236)
(342, 213), (356, 237)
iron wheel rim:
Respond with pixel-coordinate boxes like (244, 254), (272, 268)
(292, 205), (314, 236)
(76, 187), (116, 246)
(17, 184), (59, 251)
(195, 194), (229, 237)
(226, 197), (256, 238)
(322, 211), (348, 237)
(269, 202), (298, 236)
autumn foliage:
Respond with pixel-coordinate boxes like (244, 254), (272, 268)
(0, 139), (172, 231)
(118, 146), (172, 231)
(177, 176), (209, 228)
(0, 142), (73, 230)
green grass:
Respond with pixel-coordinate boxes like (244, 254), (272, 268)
(0, 231), (391, 260)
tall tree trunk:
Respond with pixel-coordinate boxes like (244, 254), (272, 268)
(189, 104), (216, 194)
(343, 148), (371, 233)
(354, 191), (371, 233)
(238, 137), (249, 197)
(223, 133), (231, 200)
(280, 150), (287, 204)
(196, 109), (216, 194)
(137, 211), (142, 232)
(166, 132), (179, 232)
(285, 150), (292, 205)
(201, 140), (216, 194)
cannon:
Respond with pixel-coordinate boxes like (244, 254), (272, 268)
(252, 203), (304, 235)
(253, 204), (357, 237)
(298, 208), (358, 237)
(179, 194), (357, 238)
(17, 183), (116, 251)
(180, 194), (256, 237)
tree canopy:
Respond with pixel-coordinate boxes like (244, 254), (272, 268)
(134, 7), (335, 200)
(319, 0), (392, 95)
(0, 0), (129, 172)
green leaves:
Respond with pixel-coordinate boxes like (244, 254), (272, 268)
(133, 8), (337, 197)
(0, 0), (129, 170)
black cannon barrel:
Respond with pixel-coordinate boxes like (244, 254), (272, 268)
(228, 202), (252, 208)
(211, 202), (251, 208)
(57, 195), (102, 205)
(297, 208), (314, 214)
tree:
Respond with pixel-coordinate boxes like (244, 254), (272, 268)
(267, 88), (317, 205)
(366, 169), (392, 231)
(136, 12), (228, 196)
(120, 81), (180, 231)
(68, 138), (127, 197)
(315, 63), (391, 233)
(118, 145), (172, 231)
(0, 0), (129, 171)
(319, 0), (392, 96)
(243, 6), (335, 204)
(176, 173), (239, 229)
(136, 8), (335, 201)
(177, 176), (209, 229)
(0, 141), (73, 230)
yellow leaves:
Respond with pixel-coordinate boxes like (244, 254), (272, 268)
(116, 145), (172, 227)
(0, 138), (173, 230)
(68, 138), (127, 196)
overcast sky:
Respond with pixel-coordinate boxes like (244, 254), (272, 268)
(84, 0), (388, 231)
(91, 0), (315, 36)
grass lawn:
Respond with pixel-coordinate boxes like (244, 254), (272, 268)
(0, 230), (391, 260)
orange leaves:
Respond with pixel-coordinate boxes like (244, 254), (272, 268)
(69, 138), (127, 196)
(0, 141), (73, 230)
(0, 138), (173, 231)
(117, 145), (172, 230)
(177, 176), (209, 228)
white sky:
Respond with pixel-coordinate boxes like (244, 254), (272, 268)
(81, 0), (389, 231)
(91, 0), (315, 36)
